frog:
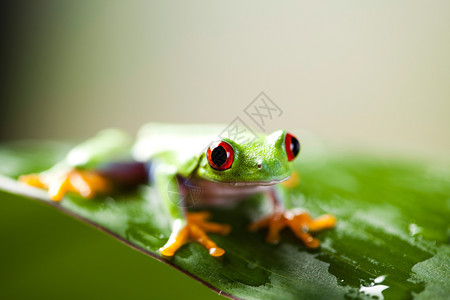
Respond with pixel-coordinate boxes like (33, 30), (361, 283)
(19, 123), (336, 257)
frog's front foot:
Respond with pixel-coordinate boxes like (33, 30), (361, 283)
(159, 212), (231, 257)
(248, 209), (336, 248)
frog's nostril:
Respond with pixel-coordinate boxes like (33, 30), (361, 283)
(257, 163), (262, 170)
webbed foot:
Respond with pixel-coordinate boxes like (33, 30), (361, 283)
(19, 169), (110, 201)
(159, 212), (231, 257)
(248, 209), (336, 248)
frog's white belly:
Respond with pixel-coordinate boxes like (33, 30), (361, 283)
(182, 177), (272, 207)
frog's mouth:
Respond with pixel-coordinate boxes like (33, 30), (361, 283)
(218, 176), (289, 187)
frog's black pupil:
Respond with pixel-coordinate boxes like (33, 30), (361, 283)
(290, 137), (300, 157)
(211, 146), (227, 167)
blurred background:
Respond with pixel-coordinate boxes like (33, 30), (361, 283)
(1, 1), (449, 299)
(2, 0), (450, 158)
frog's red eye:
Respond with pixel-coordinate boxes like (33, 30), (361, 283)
(285, 133), (300, 161)
(207, 141), (234, 171)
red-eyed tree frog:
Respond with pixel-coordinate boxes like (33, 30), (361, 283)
(20, 123), (336, 257)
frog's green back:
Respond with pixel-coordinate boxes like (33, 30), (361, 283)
(132, 122), (261, 164)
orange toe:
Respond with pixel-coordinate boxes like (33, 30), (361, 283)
(209, 247), (225, 257)
(308, 214), (337, 232)
(159, 225), (189, 257)
(19, 174), (46, 189)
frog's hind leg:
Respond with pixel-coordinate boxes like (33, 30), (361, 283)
(19, 129), (137, 201)
(20, 169), (111, 201)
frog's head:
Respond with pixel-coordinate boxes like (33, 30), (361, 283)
(196, 130), (300, 185)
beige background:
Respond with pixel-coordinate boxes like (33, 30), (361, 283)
(6, 0), (450, 160)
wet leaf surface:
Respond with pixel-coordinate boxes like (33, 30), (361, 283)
(0, 141), (448, 299)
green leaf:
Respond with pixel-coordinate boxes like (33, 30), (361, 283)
(0, 141), (448, 300)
